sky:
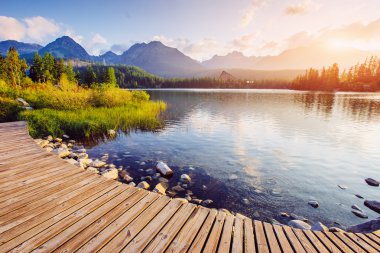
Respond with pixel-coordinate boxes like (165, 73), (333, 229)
(1, 0), (380, 61)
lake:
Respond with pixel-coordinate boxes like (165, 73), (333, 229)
(85, 89), (380, 228)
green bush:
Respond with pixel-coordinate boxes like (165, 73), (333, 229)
(0, 97), (22, 122)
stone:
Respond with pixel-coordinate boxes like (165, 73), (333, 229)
(172, 185), (185, 192)
(54, 138), (62, 143)
(107, 129), (116, 136)
(308, 200), (319, 208)
(280, 212), (289, 217)
(128, 182), (136, 187)
(153, 182), (168, 195)
(123, 175), (134, 183)
(158, 177), (169, 183)
(229, 174), (238, 180)
(270, 219), (281, 225)
(119, 170), (128, 178)
(329, 227), (345, 232)
(145, 168), (154, 175)
(191, 199), (202, 205)
(364, 200), (380, 214)
(347, 217), (380, 233)
(53, 147), (70, 158)
(351, 204), (362, 212)
(288, 220), (311, 230)
(62, 134), (70, 139)
(46, 135), (53, 141)
(39, 140), (50, 148)
(140, 162), (146, 165)
(77, 153), (88, 159)
(180, 174), (191, 182)
(137, 181), (150, 190)
(365, 178), (379, 187)
(102, 169), (119, 180)
(355, 194), (364, 199)
(78, 158), (92, 168)
(290, 213), (308, 222)
(202, 199), (213, 206)
(90, 159), (106, 168)
(16, 97), (29, 106)
(352, 210), (368, 219)
(311, 222), (328, 232)
(242, 198), (250, 205)
(202, 185), (207, 191)
(87, 167), (99, 174)
(141, 176), (152, 181)
(166, 191), (177, 198)
(338, 185), (347, 190)
(156, 161), (173, 176)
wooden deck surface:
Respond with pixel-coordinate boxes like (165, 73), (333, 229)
(0, 121), (379, 253)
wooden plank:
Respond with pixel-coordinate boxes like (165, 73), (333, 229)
(313, 231), (342, 253)
(323, 232), (355, 253)
(283, 226), (307, 253)
(364, 233), (380, 247)
(165, 206), (209, 253)
(143, 203), (196, 252)
(333, 232), (367, 253)
(202, 211), (226, 253)
(244, 218), (256, 253)
(187, 208), (218, 252)
(263, 222), (281, 253)
(231, 214), (244, 253)
(93, 195), (170, 253)
(292, 228), (318, 253)
(119, 199), (184, 253)
(53, 190), (156, 253)
(218, 213), (234, 253)
(0, 183), (120, 252)
(254, 220), (270, 253)
(345, 232), (380, 253)
(7, 187), (131, 252)
(273, 225), (294, 253)
(303, 230), (335, 253)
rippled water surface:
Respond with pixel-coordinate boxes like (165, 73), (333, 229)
(85, 89), (380, 227)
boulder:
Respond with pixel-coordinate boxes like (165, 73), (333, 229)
(347, 218), (380, 233)
(288, 220), (311, 230)
(137, 181), (150, 190)
(311, 222), (328, 232)
(153, 182), (168, 195)
(123, 175), (134, 183)
(90, 159), (106, 168)
(128, 182), (136, 187)
(180, 174), (191, 182)
(308, 201), (319, 208)
(107, 129), (116, 136)
(118, 170), (128, 178)
(156, 161), (173, 176)
(351, 210), (368, 219)
(16, 98), (29, 107)
(53, 147), (70, 158)
(62, 134), (70, 139)
(365, 178), (379, 187)
(364, 200), (380, 214)
(54, 138), (62, 143)
(102, 169), (119, 180)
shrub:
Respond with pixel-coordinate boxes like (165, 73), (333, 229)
(0, 97), (22, 122)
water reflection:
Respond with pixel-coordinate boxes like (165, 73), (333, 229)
(83, 89), (380, 227)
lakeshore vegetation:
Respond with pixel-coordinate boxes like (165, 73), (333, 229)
(0, 47), (166, 138)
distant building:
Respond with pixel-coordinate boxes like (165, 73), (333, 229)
(219, 70), (237, 82)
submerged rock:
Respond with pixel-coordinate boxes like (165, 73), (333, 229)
(137, 181), (150, 190)
(308, 201), (319, 208)
(123, 175), (134, 183)
(290, 213), (308, 222)
(180, 174), (191, 182)
(364, 200), (380, 214)
(365, 178), (379, 187)
(280, 212), (289, 217)
(347, 218), (380, 233)
(311, 222), (328, 232)
(351, 204), (362, 212)
(288, 220), (311, 230)
(351, 210), (368, 219)
(355, 194), (364, 199)
(338, 185), (348, 190)
(156, 161), (173, 176)
(202, 199), (213, 206)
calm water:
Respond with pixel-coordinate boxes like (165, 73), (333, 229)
(86, 89), (380, 228)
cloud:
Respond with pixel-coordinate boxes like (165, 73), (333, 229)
(64, 30), (84, 44)
(0, 16), (25, 41)
(24, 16), (60, 42)
(232, 33), (257, 51)
(285, 0), (321, 16)
(241, 0), (267, 27)
(92, 33), (107, 44)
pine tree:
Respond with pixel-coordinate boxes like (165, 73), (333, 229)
(30, 52), (43, 83)
(5, 47), (27, 87)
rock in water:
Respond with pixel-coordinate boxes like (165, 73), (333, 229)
(338, 185), (347, 190)
(364, 200), (380, 214)
(351, 210), (368, 219)
(365, 178), (379, 187)
(355, 194), (364, 199)
(311, 222), (328, 232)
(153, 182), (168, 195)
(347, 218), (380, 233)
(156, 161), (173, 176)
(202, 199), (213, 206)
(102, 169), (119, 180)
(288, 220), (311, 230)
(308, 201), (319, 208)
(180, 174), (191, 182)
(123, 175), (134, 183)
(90, 159), (106, 168)
(137, 181), (150, 190)
(351, 204), (362, 212)
(53, 147), (70, 158)
(329, 227), (345, 232)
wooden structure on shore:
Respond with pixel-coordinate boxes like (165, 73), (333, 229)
(0, 121), (379, 252)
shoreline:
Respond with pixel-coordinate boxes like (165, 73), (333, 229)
(33, 133), (380, 234)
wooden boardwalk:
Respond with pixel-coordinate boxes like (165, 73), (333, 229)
(0, 121), (379, 253)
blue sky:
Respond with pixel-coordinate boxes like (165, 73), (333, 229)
(1, 0), (380, 60)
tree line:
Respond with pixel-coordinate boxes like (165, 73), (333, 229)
(292, 57), (380, 91)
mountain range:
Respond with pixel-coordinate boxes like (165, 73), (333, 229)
(0, 36), (378, 79)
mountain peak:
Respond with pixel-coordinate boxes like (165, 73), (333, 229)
(39, 35), (90, 60)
